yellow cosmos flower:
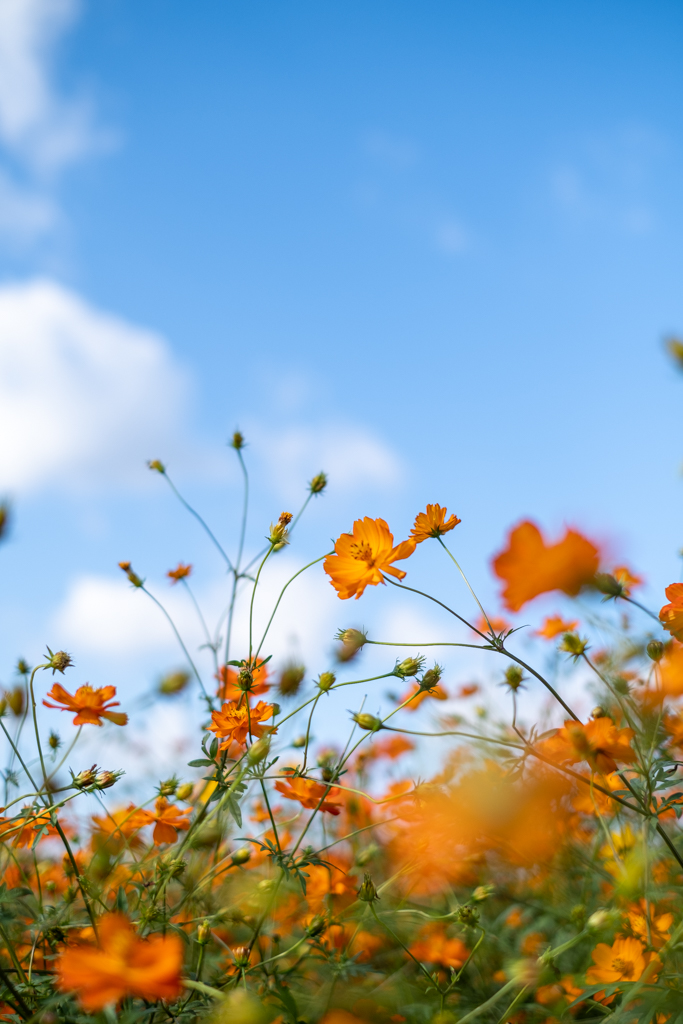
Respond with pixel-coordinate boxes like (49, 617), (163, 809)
(324, 517), (416, 600)
(410, 504), (461, 543)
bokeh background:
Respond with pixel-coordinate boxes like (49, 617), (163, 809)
(0, 1), (681, 780)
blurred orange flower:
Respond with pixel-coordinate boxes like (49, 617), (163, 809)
(410, 504), (461, 542)
(167, 563), (192, 583)
(216, 661), (270, 701)
(493, 521), (600, 611)
(612, 565), (643, 595)
(324, 517), (416, 600)
(0, 808), (59, 848)
(398, 682), (448, 710)
(660, 583), (683, 641)
(474, 614), (510, 636)
(208, 699), (275, 748)
(91, 805), (144, 850)
(369, 735), (414, 759)
(536, 615), (579, 639)
(409, 926), (468, 969)
(43, 684), (128, 727)
(587, 936), (654, 984)
(129, 797), (191, 846)
(540, 719), (635, 775)
(626, 901), (672, 949)
(56, 912), (183, 1010)
(274, 776), (343, 815)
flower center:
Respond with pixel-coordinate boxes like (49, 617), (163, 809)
(611, 957), (634, 978)
(350, 541), (375, 566)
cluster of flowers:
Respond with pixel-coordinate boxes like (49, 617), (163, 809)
(0, 434), (683, 1024)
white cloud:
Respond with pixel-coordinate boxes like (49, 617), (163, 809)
(0, 0), (103, 172)
(0, 278), (198, 493)
(252, 423), (404, 503)
(0, 168), (58, 239)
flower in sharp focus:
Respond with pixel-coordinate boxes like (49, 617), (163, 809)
(167, 563), (192, 583)
(274, 775), (343, 815)
(540, 718), (635, 775)
(660, 583), (683, 641)
(208, 699), (276, 748)
(324, 517), (416, 600)
(493, 521), (600, 612)
(535, 615), (579, 639)
(410, 504), (461, 543)
(129, 797), (191, 846)
(586, 936), (654, 984)
(43, 684), (128, 727)
(55, 912), (183, 1010)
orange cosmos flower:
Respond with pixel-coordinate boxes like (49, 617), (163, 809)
(208, 699), (275, 748)
(129, 797), (191, 846)
(43, 684), (127, 727)
(370, 735), (414, 759)
(167, 563), (192, 583)
(56, 912), (183, 1010)
(540, 718), (635, 774)
(410, 504), (461, 543)
(324, 517), (416, 600)
(660, 583), (683, 641)
(409, 927), (469, 969)
(274, 775), (343, 815)
(216, 661), (270, 701)
(587, 936), (655, 984)
(493, 521), (600, 612)
(398, 682), (448, 710)
(626, 901), (673, 949)
(0, 808), (60, 848)
(612, 565), (642, 595)
(536, 615), (579, 639)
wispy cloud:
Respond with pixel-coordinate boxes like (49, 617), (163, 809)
(0, 0), (113, 244)
(0, 278), (204, 493)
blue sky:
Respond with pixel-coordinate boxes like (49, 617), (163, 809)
(0, 1), (681, 777)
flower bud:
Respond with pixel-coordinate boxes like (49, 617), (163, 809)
(335, 628), (367, 651)
(457, 905), (480, 925)
(509, 958), (541, 986)
(268, 520), (289, 547)
(72, 765), (98, 790)
(45, 649), (73, 675)
(176, 782), (194, 801)
(278, 663), (305, 697)
(197, 920), (211, 945)
(587, 909), (613, 932)
(247, 736), (271, 765)
(472, 885), (494, 902)
(159, 777), (178, 796)
(317, 671), (336, 692)
(118, 562), (144, 587)
(291, 735), (307, 748)
(232, 945), (251, 968)
(306, 914), (326, 937)
(159, 670), (191, 695)
(321, 766), (335, 782)
(0, 698), (7, 718)
(594, 573), (623, 598)
(95, 771), (121, 790)
(231, 847), (251, 866)
(560, 633), (588, 659)
(395, 656), (426, 679)
(419, 665), (442, 691)
(504, 665), (524, 691)
(352, 712), (382, 732)
(230, 431), (245, 450)
(5, 687), (24, 716)
(147, 459), (165, 473)
(647, 640), (665, 662)
(16, 659), (29, 676)
(309, 472), (328, 495)
(666, 336), (683, 369)
(357, 872), (379, 903)
(591, 706), (607, 719)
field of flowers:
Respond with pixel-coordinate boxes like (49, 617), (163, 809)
(1, 345), (683, 1024)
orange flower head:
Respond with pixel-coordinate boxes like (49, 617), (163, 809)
(167, 563), (192, 583)
(398, 682), (448, 711)
(208, 699), (275, 748)
(410, 504), (461, 543)
(493, 521), (600, 612)
(56, 912), (183, 1010)
(660, 583), (683, 641)
(274, 775), (343, 815)
(128, 797), (191, 846)
(409, 927), (469, 969)
(324, 517), (416, 600)
(541, 718), (635, 774)
(216, 661), (270, 701)
(627, 901), (672, 949)
(536, 615), (579, 639)
(612, 565), (643, 596)
(43, 684), (128, 727)
(587, 936), (652, 984)
(0, 808), (60, 848)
